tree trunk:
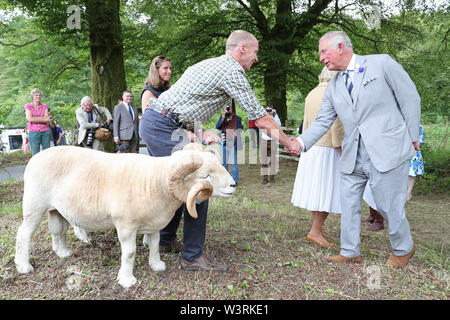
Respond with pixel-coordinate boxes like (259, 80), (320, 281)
(86, 0), (126, 111)
(86, 0), (126, 152)
(263, 49), (291, 125)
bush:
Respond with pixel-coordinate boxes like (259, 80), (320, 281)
(415, 144), (450, 194)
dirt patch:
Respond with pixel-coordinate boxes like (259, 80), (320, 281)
(0, 159), (448, 300)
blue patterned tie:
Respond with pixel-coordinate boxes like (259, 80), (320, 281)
(343, 70), (353, 98)
(127, 104), (134, 120)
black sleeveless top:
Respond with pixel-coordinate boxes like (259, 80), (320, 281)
(140, 85), (163, 100)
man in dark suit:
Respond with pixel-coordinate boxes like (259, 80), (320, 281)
(113, 90), (139, 153)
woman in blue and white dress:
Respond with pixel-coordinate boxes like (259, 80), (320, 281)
(407, 124), (424, 200)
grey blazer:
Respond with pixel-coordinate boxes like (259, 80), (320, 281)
(301, 54), (421, 174)
(113, 102), (139, 141)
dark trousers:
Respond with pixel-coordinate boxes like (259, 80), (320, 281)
(139, 109), (208, 261)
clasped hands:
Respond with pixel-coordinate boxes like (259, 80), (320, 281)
(286, 136), (302, 157)
(197, 130), (303, 157)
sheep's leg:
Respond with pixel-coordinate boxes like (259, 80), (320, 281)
(15, 210), (44, 274)
(48, 210), (72, 258)
(142, 233), (150, 247)
(147, 231), (166, 272)
(116, 227), (137, 288)
(73, 226), (90, 243)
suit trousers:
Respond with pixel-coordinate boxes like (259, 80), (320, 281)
(139, 109), (208, 261)
(340, 136), (414, 258)
(120, 134), (138, 153)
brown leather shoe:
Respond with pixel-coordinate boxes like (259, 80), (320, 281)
(159, 239), (183, 253)
(369, 220), (384, 231)
(364, 207), (377, 223)
(326, 254), (362, 263)
(180, 254), (229, 272)
(307, 233), (334, 247)
(369, 210), (384, 231)
(386, 244), (415, 268)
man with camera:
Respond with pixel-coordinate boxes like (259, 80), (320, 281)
(76, 96), (113, 151)
(261, 106), (282, 184)
(113, 90), (139, 153)
(215, 102), (243, 184)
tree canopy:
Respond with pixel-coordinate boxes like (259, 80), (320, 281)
(0, 0), (448, 130)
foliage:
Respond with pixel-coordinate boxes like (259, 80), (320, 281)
(0, 15), (91, 128)
(0, 1), (448, 130)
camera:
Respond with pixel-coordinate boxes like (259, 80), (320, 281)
(224, 106), (232, 119)
(86, 128), (95, 146)
(101, 121), (113, 132)
(266, 107), (276, 116)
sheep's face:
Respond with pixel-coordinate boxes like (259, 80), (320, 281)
(185, 152), (236, 198)
(168, 147), (236, 218)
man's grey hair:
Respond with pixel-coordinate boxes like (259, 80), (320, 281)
(319, 31), (353, 50)
(80, 96), (93, 107)
(226, 30), (256, 51)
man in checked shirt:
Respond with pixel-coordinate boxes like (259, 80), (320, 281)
(139, 30), (302, 271)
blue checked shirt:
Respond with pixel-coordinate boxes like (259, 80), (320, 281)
(155, 54), (266, 130)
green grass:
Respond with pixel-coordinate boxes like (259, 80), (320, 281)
(0, 159), (448, 300)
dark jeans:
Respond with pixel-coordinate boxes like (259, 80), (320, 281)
(139, 109), (208, 261)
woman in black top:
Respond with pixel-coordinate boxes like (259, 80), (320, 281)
(141, 56), (172, 112)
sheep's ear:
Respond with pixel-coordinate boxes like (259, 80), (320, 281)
(185, 181), (213, 219)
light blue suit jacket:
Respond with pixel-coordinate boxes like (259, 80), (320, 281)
(301, 54), (421, 174)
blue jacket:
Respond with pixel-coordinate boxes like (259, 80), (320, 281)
(216, 114), (243, 150)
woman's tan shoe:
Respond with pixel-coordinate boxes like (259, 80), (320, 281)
(306, 233), (335, 247)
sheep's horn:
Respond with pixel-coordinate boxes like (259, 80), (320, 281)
(167, 154), (203, 203)
(185, 181), (213, 219)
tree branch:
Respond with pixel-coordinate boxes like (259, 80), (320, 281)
(0, 38), (40, 48)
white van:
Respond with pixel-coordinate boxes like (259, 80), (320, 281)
(0, 126), (25, 153)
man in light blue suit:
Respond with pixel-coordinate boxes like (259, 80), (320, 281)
(296, 31), (420, 267)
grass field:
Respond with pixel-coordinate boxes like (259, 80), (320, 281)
(0, 155), (448, 300)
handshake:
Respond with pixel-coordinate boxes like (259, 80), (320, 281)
(285, 136), (303, 157)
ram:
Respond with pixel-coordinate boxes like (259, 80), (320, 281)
(15, 143), (236, 288)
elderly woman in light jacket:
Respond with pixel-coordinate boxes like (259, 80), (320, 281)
(291, 66), (344, 247)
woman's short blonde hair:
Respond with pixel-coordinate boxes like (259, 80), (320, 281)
(144, 55), (171, 89)
(30, 88), (42, 100)
(318, 66), (338, 83)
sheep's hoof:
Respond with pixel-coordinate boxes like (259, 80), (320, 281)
(73, 227), (90, 243)
(117, 274), (137, 288)
(16, 262), (34, 274)
(150, 260), (166, 272)
(55, 248), (73, 258)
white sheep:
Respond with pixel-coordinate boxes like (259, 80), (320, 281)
(15, 143), (236, 288)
